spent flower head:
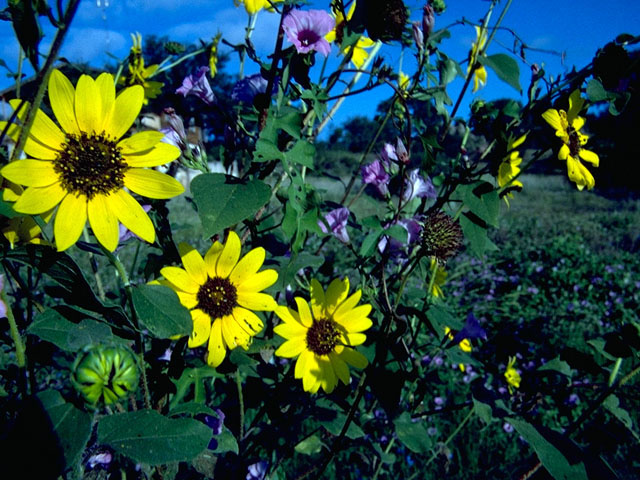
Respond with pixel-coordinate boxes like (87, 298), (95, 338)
(420, 211), (463, 262)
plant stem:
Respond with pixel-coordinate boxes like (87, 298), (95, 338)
(236, 370), (245, 446)
(425, 407), (473, 467)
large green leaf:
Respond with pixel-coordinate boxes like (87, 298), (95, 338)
(319, 411), (365, 440)
(37, 389), (92, 473)
(479, 54), (521, 93)
(507, 418), (587, 480)
(132, 284), (192, 339)
(97, 410), (211, 465)
(28, 309), (115, 351)
(191, 173), (271, 237)
(459, 211), (497, 258)
(394, 412), (432, 453)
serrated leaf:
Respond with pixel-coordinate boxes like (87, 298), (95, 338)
(459, 211), (497, 258)
(456, 182), (499, 227)
(97, 410), (211, 465)
(394, 412), (431, 453)
(132, 284), (192, 339)
(538, 357), (573, 377)
(603, 395), (634, 432)
(37, 389), (92, 472)
(170, 366), (224, 408)
(210, 426), (239, 454)
(586, 79), (609, 102)
(191, 173), (271, 237)
(320, 412), (365, 440)
(479, 54), (521, 93)
(285, 139), (315, 168)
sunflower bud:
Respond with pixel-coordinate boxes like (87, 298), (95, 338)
(430, 0), (446, 14)
(420, 211), (464, 262)
(71, 345), (139, 406)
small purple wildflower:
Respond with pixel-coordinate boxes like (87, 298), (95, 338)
(199, 409), (226, 450)
(246, 460), (268, 480)
(403, 169), (437, 202)
(567, 393), (580, 406)
(527, 286), (539, 294)
(434, 396), (444, 406)
(158, 347), (172, 362)
(318, 207), (350, 244)
(0, 274), (6, 319)
(503, 422), (514, 434)
(380, 143), (398, 165)
(427, 426), (438, 436)
(361, 159), (390, 196)
(377, 217), (422, 254)
(282, 9), (334, 56)
(176, 66), (216, 105)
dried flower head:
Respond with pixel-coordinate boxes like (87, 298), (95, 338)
(420, 211), (463, 262)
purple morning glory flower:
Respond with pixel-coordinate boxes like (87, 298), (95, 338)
(403, 169), (437, 202)
(318, 207), (350, 243)
(0, 274), (6, 319)
(282, 9), (334, 56)
(232, 73), (271, 103)
(378, 217), (422, 254)
(87, 451), (112, 469)
(199, 409), (226, 450)
(361, 159), (390, 196)
(176, 66), (216, 105)
(246, 461), (268, 480)
(452, 313), (487, 344)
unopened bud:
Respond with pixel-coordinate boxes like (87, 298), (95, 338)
(422, 4), (435, 38)
(72, 345), (139, 406)
(396, 138), (409, 164)
(430, 0), (446, 15)
(412, 23), (424, 51)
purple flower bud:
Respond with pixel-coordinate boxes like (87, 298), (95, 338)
(282, 9), (335, 56)
(412, 22), (424, 51)
(176, 66), (216, 105)
(422, 4), (435, 38)
(380, 142), (398, 165)
(232, 73), (271, 104)
(246, 460), (268, 480)
(318, 207), (350, 244)
(378, 217), (422, 255)
(395, 138), (409, 165)
(503, 422), (514, 433)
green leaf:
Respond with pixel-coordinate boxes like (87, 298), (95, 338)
(394, 412), (431, 453)
(210, 426), (239, 454)
(3, 245), (128, 325)
(28, 309), (115, 351)
(295, 435), (325, 455)
(320, 412), (365, 440)
(438, 57), (459, 85)
(132, 284), (192, 339)
(37, 389), (92, 472)
(97, 410), (211, 465)
(459, 211), (497, 258)
(275, 252), (324, 289)
(0, 197), (19, 218)
(479, 54), (521, 93)
(426, 304), (462, 335)
(170, 366), (224, 408)
(285, 139), (315, 168)
(191, 173), (271, 237)
(253, 137), (285, 163)
(507, 418), (587, 480)
(603, 395), (635, 433)
(456, 181), (499, 227)
(538, 357), (573, 377)
(473, 398), (493, 424)
(586, 79), (610, 102)
(8, 0), (43, 70)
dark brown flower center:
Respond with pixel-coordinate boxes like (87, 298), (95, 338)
(197, 276), (238, 319)
(54, 132), (128, 199)
(567, 126), (581, 157)
(306, 318), (340, 356)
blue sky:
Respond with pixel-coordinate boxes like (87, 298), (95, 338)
(1, 0), (639, 134)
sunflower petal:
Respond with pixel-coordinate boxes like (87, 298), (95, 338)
(207, 320), (226, 367)
(124, 168), (185, 199)
(310, 278), (326, 319)
(104, 85), (144, 140)
(232, 306), (264, 335)
(54, 193), (87, 251)
(221, 315), (250, 349)
(95, 72), (115, 132)
(216, 231), (241, 278)
(542, 109), (562, 132)
(339, 348), (368, 369)
(567, 90), (585, 122)
(160, 266), (200, 293)
(302, 353), (320, 392)
(48, 70), (78, 135)
(324, 277), (350, 316)
(235, 269), (277, 294)
(1, 160), (57, 188)
(295, 297), (313, 328)
(204, 241), (224, 277)
(236, 291), (277, 311)
(118, 131), (166, 155)
(75, 75), (102, 134)
(341, 333), (366, 347)
(274, 337), (306, 358)
(124, 143), (180, 167)
(329, 352), (350, 384)
(188, 309), (211, 348)
(332, 289), (362, 320)
(14, 183), (66, 215)
(579, 148), (600, 167)
(88, 194), (119, 251)
(110, 189), (155, 244)
(295, 349), (312, 379)
(178, 242), (207, 285)
(273, 321), (307, 340)
(229, 247), (266, 286)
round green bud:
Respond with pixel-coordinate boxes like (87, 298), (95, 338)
(71, 345), (139, 406)
(431, 0), (446, 15)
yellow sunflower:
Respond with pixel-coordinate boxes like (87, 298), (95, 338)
(235, 0), (283, 15)
(326, 0), (376, 69)
(504, 356), (521, 394)
(157, 231), (278, 368)
(445, 325), (471, 372)
(542, 89), (600, 190)
(0, 69), (184, 252)
(120, 33), (164, 104)
(274, 278), (372, 394)
(497, 133), (527, 204)
(468, 26), (488, 92)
